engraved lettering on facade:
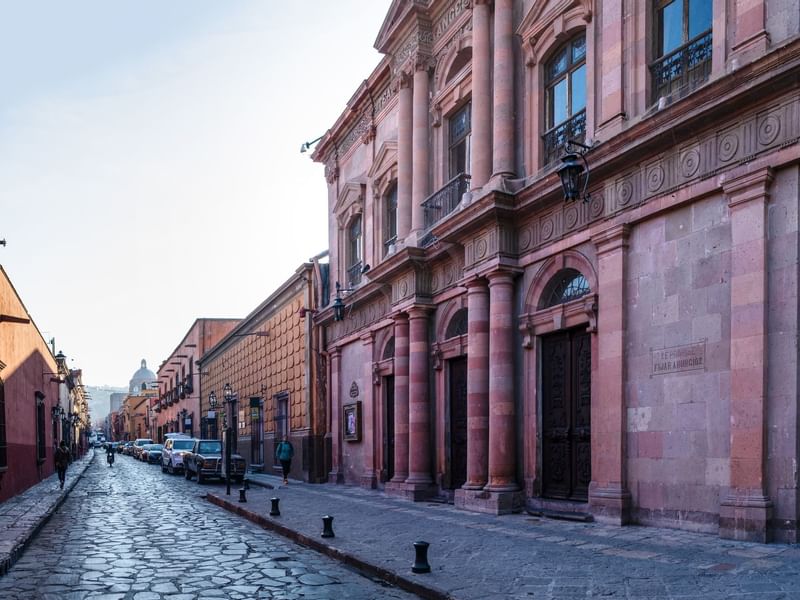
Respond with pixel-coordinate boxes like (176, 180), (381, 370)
(651, 341), (706, 376)
(434, 0), (472, 40)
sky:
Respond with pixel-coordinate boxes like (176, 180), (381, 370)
(0, 0), (392, 389)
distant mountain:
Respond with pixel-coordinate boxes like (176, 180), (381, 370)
(85, 385), (127, 425)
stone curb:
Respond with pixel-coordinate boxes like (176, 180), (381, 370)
(0, 450), (95, 577)
(206, 492), (455, 600)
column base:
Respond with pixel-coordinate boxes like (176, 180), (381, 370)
(454, 488), (524, 515)
(385, 480), (436, 501)
(360, 473), (377, 490)
(588, 483), (631, 525)
(732, 30), (769, 66)
(327, 470), (344, 484)
(719, 491), (773, 543)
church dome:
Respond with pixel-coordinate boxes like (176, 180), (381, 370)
(129, 359), (157, 394)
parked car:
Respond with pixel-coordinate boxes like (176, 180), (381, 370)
(161, 437), (197, 474)
(141, 443), (164, 464)
(122, 441), (134, 455)
(132, 438), (153, 460)
(184, 439), (246, 484)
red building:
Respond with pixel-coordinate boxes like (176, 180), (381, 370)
(0, 266), (66, 502)
(311, 0), (800, 542)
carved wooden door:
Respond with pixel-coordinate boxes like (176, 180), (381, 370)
(448, 356), (468, 490)
(541, 329), (591, 501)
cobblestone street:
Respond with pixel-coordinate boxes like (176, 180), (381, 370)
(0, 453), (416, 600)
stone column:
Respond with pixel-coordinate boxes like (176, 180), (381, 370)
(327, 348), (343, 484)
(411, 63), (430, 241)
(406, 307), (433, 494)
(389, 314), (410, 486)
(485, 270), (518, 493)
(470, 0), (492, 189)
(492, 0), (515, 179)
(720, 167), (774, 542)
(464, 278), (489, 489)
(361, 332), (377, 489)
(590, 224), (631, 524)
(732, 0), (769, 61)
(397, 73), (413, 243)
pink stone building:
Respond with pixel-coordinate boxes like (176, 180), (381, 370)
(154, 320), (239, 442)
(312, 0), (800, 542)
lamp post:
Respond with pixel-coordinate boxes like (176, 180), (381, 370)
(557, 139), (592, 203)
(223, 383), (237, 496)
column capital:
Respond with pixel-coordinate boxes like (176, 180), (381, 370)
(464, 276), (489, 291)
(473, 0), (493, 6)
(392, 311), (409, 325)
(592, 224), (630, 256)
(407, 305), (433, 320)
(486, 268), (521, 286)
(723, 167), (774, 209)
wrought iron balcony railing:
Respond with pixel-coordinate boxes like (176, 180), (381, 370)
(347, 261), (362, 287)
(542, 110), (586, 166)
(419, 173), (471, 247)
(650, 31), (712, 104)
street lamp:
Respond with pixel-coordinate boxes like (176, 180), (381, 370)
(557, 139), (592, 203)
(223, 383), (237, 496)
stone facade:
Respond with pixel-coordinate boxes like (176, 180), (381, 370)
(154, 319), (240, 442)
(198, 262), (327, 483)
(312, 0), (800, 542)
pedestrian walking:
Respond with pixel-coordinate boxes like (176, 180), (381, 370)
(54, 441), (70, 490)
(276, 436), (294, 485)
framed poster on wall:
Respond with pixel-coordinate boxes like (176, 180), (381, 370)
(343, 402), (361, 442)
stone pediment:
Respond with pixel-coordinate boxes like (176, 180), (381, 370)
(375, 0), (429, 54)
(517, 0), (592, 65)
(334, 181), (366, 228)
(368, 141), (399, 180)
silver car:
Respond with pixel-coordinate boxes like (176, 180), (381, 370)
(161, 436), (197, 474)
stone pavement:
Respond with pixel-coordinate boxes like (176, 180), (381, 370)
(0, 449), (94, 575)
(210, 472), (800, 600)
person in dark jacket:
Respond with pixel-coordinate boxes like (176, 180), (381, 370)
(54, 441), (70, 490)
(276, 436), (294, 485)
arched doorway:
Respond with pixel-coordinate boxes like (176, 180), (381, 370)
(444, 308), (468, 491)
(538, 269), (592, 501)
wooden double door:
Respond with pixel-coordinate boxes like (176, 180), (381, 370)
(541, 328), (592, 502)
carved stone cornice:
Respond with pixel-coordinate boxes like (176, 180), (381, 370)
(592, 224), (630, 257)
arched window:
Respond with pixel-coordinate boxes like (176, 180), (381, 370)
(541, 268), (590, 309)
(542, 33), (586, 165)
(445, 308), (469, 339)
(382, 337), (395, 360)
(347, 215), (363, 286)
(446, 48), (472, 84)
(384, 184), (397, 256)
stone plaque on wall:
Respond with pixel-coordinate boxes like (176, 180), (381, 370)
(651, 341), (705, 376)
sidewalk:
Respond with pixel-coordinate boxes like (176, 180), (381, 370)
(209, 473), (800, 600)
(0, 450), (94, 575)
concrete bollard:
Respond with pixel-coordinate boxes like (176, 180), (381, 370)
(269, 497), (280, 516)
(321, 515), (335, 538)
(412, 541), (431, 573)
(238, 488), (247, 503)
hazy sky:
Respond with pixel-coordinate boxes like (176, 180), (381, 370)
(0, 1), (391, 387)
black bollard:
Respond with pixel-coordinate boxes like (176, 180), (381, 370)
(238, 488), (247, 503)
(321, 515), (335, 538)
(412, 541), (431, 573)
(269, 497), (280, 516)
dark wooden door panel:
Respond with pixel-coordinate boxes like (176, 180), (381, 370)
(541, 329), (591, 501)
(448, 356), (468, 490)
(384, 376), (395, 482)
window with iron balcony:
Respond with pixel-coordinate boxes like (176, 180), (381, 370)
(542, 33), (586, 166)
(346, 215), (363, 287)
(650, 0), (712, 104)
(383, 183), (398, 257)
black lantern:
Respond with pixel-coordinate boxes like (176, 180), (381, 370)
(333, 281), (354, 322)
(209, 390), (217, 409)
(557, 140), (591, 203)
(223, 383), (232, 402)
(54, 350), (67, 368)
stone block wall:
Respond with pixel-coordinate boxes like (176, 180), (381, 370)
(625, 193), (733, 532)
